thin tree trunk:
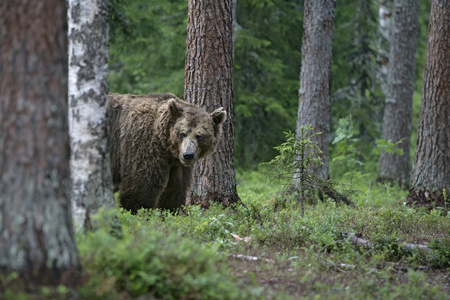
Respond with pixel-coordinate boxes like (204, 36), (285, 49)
(68, 0), (114, 230)
(294, 0), (336, 183)
(0, 0), (81, 286)
(377, 0), (393, 96)
(232, 0), (238, 48)
(407, 0), (450, 208)
(378, 0), (420, 186)
(184, 0), (241, 208)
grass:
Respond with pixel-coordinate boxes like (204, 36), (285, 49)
(2, 169), (450, 299)
(82, 170), (450, 299)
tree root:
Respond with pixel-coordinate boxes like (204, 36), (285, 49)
(406, 188), (448, 210)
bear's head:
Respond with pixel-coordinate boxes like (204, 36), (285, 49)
(167, 99), (227, 166)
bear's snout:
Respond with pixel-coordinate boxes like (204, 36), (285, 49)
(180, 137), (198, 166)
(183, 152), (195, 161)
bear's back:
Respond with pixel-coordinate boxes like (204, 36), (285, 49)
(109, 92), (204, 117)
(109, 92), (179, 109)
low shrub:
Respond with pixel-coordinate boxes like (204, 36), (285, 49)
(77, 216), (261, 299)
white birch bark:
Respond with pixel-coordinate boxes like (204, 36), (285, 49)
(68, 0), (114, 230)
(378, 0), (393, 96)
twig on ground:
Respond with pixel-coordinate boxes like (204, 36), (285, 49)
(228, 254), (275, 263)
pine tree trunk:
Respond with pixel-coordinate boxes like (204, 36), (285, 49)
(294, 0), (336, 182)
(68, 0), (114, 230)
(378, 0), (420, 186)
(0, 0), (81, 286)
(407, 0), (450, 208)
(184, 0), (241, 208)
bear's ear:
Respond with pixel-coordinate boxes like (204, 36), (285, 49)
(168, 98), (183, 119)
(211, 107), (227, 125)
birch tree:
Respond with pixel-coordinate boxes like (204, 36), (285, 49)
(68, 0), (114, 230)
(377, 0), (393, 96)
(0, 0), (81, 286)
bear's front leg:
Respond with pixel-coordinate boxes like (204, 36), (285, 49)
(157, 165), (193, 210)
(119, 165), (169, 213)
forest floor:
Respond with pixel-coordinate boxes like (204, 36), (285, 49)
(3, 170), (450, 299)
(227, 170), (450, 299)
(227, 245), (450, 299)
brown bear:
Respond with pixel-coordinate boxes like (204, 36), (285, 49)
(108, 93), (226, 212)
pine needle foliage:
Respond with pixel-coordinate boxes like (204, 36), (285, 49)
(262, 125), (358, 215)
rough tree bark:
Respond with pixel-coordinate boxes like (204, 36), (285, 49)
(0, 0), (81, 286)
(184, 0), (241, 208)
(68, 0), (114, 230)
(378, 0), (420, 186)
(294, 0), (336, 182)
(407, 0), (450, 208)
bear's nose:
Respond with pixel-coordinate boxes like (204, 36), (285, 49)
(183, 152), (195, 161)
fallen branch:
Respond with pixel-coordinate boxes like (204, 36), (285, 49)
(344, 232), (432, 254)
(402, 242), (432, 253)
(325, 261), (431, 273)
(228, 254), (275, 263)
(344, 232), (373, 249)
(320, 186), (355, 207)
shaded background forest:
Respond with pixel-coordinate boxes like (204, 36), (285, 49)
(109, 0), (431, 174)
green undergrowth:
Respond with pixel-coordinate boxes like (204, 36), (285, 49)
(70, 170), (450, 299)
(5, 170), (448, 299)
(76, 208), (264, 299)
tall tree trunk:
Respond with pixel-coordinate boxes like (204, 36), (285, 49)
(378, 0), (420, 186)
(184, 0), (241, 208)
(0, 0), (81, 286)
(68, 0), (114, 231)
(377, 0), (393, 96)
(294, 0), (336, 182)
(407, 0), (450, 208)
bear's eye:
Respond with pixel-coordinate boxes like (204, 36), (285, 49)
(179, 133), (186, 141)
(196, 135), (204, 144)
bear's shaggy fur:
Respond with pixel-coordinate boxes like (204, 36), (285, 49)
(108, 93), (226, 212)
